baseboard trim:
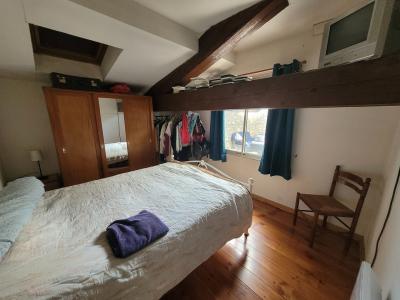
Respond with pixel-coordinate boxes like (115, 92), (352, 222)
(252, 194), (293, 214)
(251, 193), (365, 248)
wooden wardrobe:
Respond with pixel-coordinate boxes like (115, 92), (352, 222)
(44, 87), (156, 186)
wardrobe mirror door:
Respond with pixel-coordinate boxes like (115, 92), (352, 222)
(98, 98), (129, 169)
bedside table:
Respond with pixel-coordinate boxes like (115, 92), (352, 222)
(38, 174), (62, 191)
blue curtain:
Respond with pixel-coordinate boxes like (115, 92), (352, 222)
(258, 59), (301, 180)
(209, 111), (227, 162)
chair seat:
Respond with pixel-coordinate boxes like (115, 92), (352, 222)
(299, 194), (354, 217)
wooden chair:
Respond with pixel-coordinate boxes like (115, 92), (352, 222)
(293, 165), (371, 252)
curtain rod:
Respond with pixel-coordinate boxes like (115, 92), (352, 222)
(239, 60), (307, 77)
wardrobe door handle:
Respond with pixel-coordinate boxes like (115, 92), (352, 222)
(62, 147), (67, 154)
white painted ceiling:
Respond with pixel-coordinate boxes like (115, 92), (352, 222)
(133, 0), (369, 52)
(0, 0), (201, 91)
(0, 0), (369, 90)
(0, 1), (36, 76)
(133, 0), (260, 34)
(235, 0), (369, 52)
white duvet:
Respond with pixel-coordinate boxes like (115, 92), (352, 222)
(0, 163), (252, 299)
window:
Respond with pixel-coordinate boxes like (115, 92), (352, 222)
(224, 109), (268, 158)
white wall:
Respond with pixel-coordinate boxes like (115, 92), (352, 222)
(366, 119), (400, 300)
(204, 107), (400, 238)
(0, 77), (59, 181)
(0, 154), (4, 190)
(229, 30), (322, 75)
(199, 29), (400, 239)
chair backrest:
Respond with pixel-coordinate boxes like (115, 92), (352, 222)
(329, 165), (371, 216)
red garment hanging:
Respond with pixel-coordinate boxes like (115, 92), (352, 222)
(180, 113), (190, 146)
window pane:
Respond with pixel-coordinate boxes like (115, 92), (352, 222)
(244, 109), (268, 156)
(224, 110), (245, 152)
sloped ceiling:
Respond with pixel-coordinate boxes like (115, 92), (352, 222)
(133, 0), (260, 34)
(235, 0), (369, 52)
(0, 0), (259, 92)
(0, 0), (368, 91)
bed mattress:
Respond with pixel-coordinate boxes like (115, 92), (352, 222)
(0, 163), (252, 299)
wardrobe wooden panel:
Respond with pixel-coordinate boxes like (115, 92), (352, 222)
(123, 96), (156, 170)
(44, 88), (102, 186)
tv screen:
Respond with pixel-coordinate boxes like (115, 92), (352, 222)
(326, 2), (375, 55)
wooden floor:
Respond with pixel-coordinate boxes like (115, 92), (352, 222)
(162, 200), (361, 300)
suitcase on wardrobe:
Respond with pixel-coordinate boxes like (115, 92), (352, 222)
(50, 72), (103, 91)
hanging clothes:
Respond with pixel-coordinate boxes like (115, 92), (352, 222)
(180, 113), (190, 146)
(188, 112), (199, 136)
(192, 117), (209, 160)
(154, 122), (160, 153)
(176, 122), (182, 153)
(155, 112), (209, 162)
(170, 115), (182, 158)
(163, 121), (173, 157)
(159, 121), (167, 155)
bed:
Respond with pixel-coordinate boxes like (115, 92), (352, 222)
(0, 162), (253, 299)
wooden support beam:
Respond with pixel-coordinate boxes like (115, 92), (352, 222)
(153, 53), (400, 111)
(146, 0), (288, 97)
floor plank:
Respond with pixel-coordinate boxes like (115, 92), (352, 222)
(162, 200), (360, 300)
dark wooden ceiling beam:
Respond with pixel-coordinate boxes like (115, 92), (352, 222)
(146, 0), (289, 97)
(153, 53), (400, 111)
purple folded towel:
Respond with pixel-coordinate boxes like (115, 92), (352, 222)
(106, 210), (169, 258)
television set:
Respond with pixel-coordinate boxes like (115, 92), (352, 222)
(319, 0), (400, 68)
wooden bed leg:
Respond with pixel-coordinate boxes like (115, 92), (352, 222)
(248, 178), (255, 194)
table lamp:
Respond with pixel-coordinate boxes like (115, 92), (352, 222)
(30, 150), (47, 179)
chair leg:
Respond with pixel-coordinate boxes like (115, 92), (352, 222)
(344, 224), (357, 254)
(293, 193), (300, 226)
(322, 215), (328, 228)
(310, 213), (319, 248)
(344, 230), (354, 254)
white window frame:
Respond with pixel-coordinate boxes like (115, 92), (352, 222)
(225, 109), (267, 161)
